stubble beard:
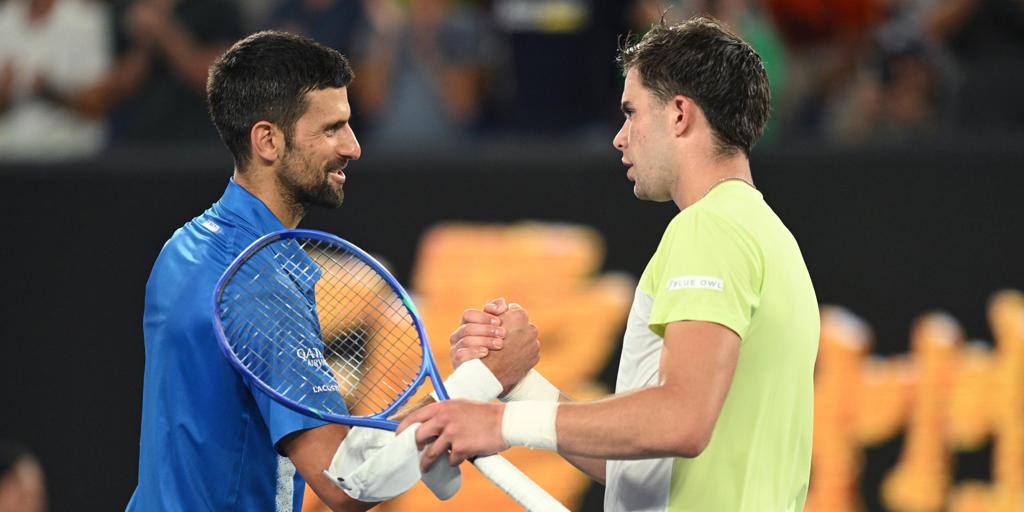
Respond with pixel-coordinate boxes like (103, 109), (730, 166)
(278, 148), (345, 215)
(633, 166), (675, 203)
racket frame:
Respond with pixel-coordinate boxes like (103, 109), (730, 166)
(212, 228), (451, 431)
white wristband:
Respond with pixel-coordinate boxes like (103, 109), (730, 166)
(502, 401), (559, 451)
(502, 370), (561, 402)
(431, 359), (502, 402)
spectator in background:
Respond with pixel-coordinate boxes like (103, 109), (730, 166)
(765, 0), (888, 138)
(0, 0), (112, 162)
(491, 0), (623, 135)
(825, 5), (955, 145)
(350, 0), (489, 146)
(0, 442), (46, 512)
(926, 0), (1024, 136)
(108, 0), (244, 145)
(268, 0), (367, 58)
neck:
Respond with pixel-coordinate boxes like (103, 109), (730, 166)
(233, 168), (305, 228)
(672, 153), (753, 210)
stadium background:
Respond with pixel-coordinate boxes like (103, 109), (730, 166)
(1, 0), (1022, 510)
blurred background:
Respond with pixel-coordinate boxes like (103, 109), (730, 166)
(0, 0), (1022, 510)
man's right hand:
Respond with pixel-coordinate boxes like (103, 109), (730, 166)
(449, 298), (539, 396)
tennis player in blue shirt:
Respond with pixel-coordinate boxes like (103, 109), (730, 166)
(127, 31), (371, 511)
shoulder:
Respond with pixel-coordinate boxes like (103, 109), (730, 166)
(651, 201), (765, 277)
(660, 204), (743, 249)
(153, 209), (250, 281)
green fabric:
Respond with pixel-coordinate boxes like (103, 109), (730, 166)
(639, 181), (818, 511)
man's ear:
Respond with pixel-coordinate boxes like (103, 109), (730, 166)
(250, 121), (284, 164)
(669, 95), (695, 137)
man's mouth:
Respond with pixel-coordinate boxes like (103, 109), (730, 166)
(328, 167), (346, 184)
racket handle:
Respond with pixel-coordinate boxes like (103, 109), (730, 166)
(471, 454), (570, 512)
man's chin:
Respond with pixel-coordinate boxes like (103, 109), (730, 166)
(305, 189), (344, 209)
(322, 195), (344, 209)
(633, 186), (671, 203)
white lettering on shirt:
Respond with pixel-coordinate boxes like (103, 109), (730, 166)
(667, 275), (725, 292)
(201, 219), (221, 233)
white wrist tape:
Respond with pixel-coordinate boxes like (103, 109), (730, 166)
(502, 400), (559, 451)
(430, 358), (503, 402)
(502, 370), (561, 402)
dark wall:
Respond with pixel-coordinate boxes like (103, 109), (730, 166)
(1, 142), (1021, 510)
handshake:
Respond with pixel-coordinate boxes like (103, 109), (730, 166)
(326, 298), (562, 502)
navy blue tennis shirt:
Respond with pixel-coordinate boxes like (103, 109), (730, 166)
(128, 180), (329, 511)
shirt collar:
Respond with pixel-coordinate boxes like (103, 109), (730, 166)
(217, 179), (322, 296)
(216, 178), (286, 235)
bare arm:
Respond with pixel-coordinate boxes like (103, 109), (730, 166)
(125, 2), (225, 94)
(39, 46), (151, 119)
(450, 300), (606, 481)
(146, 17), (226, 93)
(556, 321), (739, 458)
(553, 394), (607, 484)
(402, 321), (740, 468)
(924, 0), (983, 41)
(350, 1), (404, 115)
(0, 61), (14, 115)
(280, 424), (378, 512)
(437, 66), (482, 121)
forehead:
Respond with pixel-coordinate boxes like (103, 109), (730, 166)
(622, 68), (651, 103)
(299, 87), (350, 121)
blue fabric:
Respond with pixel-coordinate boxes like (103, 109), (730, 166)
(127, 179), (329, 511)
(219, 236), (350, 419)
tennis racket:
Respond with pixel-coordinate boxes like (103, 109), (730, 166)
(212, 229), (567, 511)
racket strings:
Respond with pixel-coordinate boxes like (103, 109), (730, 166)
(309, 247), (422, 413)
(219, 238), (424, 418)
(225, 268), (354, 404)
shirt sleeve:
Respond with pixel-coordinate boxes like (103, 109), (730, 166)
(220, 246), (349, 454)
(248, 381), (331, 455)
(647, 209), (763, 340)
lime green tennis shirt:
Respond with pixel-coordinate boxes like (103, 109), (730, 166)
(605, 181), (819, 511)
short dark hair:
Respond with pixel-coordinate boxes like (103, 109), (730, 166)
(207, 31), (354, 169)
(617, 16), (770, 157)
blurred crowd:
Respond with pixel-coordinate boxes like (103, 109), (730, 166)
(0, 0), (1021, 163)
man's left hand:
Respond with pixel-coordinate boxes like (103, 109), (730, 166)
(397, 399), (508, 471)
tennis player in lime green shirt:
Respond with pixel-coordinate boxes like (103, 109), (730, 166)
(399, 16), (819, 511)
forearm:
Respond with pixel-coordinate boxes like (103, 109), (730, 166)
(0, 68), (14, 114)
(925, 0), (981, 40)
(555, 386), (703, 460)
(151, 19), (224, 93)
(548, 393), (606, 483)
(283, 424), (377, 512)
(351, 36), (400, 114)
(438, 68), (480, 121)
(561, 452), (606, 484)
(306, 470), (378, 512)
(50, 48), (149, 118)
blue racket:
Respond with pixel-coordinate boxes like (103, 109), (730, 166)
(212, 229), (566, 511)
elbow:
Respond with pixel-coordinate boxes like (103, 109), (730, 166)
(672, 434), (709, 459)
(668, 422), (713, 458)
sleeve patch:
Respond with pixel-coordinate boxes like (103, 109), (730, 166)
(667, 276), (724, 292)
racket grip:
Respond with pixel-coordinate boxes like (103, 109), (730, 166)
(471, 454), (570, 512)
